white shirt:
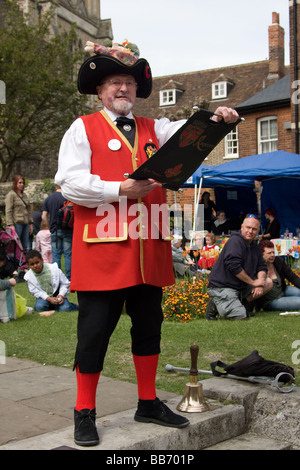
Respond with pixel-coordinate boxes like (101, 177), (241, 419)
(55, 108), (185, 208)
(24, 263), (70, 300)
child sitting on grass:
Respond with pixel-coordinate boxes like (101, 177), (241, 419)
(24, 249), (78, 313)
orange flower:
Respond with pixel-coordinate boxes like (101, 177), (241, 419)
(162, 277), (209, 322)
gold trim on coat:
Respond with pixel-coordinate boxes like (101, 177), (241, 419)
(100, 110), (139, 161)
(83, 222), (128, 243)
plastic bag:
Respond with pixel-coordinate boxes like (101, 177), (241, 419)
(15, 293), (28, 318)
(0, 289), (17, 322)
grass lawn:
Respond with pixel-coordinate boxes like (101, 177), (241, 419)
(0, 279), (299, 395)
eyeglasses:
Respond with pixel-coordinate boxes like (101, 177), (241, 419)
(103, 79), (137, 89)
(245, 214), (258, 219)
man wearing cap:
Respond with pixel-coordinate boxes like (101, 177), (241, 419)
(56, 40), (239, 446)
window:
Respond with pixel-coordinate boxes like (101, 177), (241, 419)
(159, 89), (176, 106)
(224, 127), (239, 158)
(212, 81), (227, 99)
(258, 117), (278, 153)
(159, 80), (184, 107)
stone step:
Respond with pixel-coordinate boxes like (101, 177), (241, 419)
(201, 377), (300, 449)
(204, 432), (292, 450)
(0, 396), (246, 450)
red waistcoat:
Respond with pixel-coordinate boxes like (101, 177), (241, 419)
(70, 111), (175, 291)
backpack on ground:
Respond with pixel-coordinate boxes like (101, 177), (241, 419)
(210, 350), (294, 383)
(56, 201), (74, 230)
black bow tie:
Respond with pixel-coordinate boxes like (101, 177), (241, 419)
(115, 117), (135, 146)
(115, 117), (135, 129)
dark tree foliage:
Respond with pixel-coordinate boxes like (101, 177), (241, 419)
(0, 0), (88, 181)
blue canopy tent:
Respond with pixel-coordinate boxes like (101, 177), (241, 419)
(183, 165), (257, 233)
(199, 151), (300, 234)
(185, 165), (253, 188)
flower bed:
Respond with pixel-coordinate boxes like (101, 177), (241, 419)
(162, 277), (209, 322)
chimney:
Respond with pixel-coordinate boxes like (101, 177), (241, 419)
(268, 12), (285, 81)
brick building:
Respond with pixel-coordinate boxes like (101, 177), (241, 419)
(133, 9), (297, 211)
(5, 2), (299, 215)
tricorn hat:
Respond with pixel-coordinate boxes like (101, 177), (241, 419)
(77, 40), (152, 99)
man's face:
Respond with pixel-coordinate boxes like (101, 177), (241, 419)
(262, 247), (275, 264)
(96, 74), (137, 115)
(241, 217), (260, 243)
(28, 256), (43, 274)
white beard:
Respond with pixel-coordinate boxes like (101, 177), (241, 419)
(111, 100), (133, 115)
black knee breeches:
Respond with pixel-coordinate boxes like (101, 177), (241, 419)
(74, 285), (164, 373)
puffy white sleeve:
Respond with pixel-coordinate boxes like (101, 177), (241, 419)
(55, 117), (186, 209)
(55, 118), (121, 208)
(154, 117), (186, 147)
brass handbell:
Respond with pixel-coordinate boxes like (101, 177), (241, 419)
(176, 344), (210, 413)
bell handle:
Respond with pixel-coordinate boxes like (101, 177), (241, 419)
(190, 344), (199, 376)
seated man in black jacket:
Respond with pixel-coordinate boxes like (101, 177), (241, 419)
(256, 240), (300, 312)
(206, 214), (273, 320)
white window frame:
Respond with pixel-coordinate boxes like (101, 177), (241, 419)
(257, 116), (278, 153)
(224, 127), (239, 158)
(159, 89), (176, 106)
(212, 81), (227, 99)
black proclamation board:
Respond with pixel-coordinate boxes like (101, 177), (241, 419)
(126, 109), (243, 191)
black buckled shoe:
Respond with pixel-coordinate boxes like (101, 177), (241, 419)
(205, 298), (218, 320)
(134, 398), (190, 428)
(74, 408), (99, 446)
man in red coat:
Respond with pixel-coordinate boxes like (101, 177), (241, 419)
(56, 40), (239, 446)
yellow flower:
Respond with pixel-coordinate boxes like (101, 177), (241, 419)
(162, 277), (209, 322)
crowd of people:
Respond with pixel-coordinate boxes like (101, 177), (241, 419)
(203, 210), (300, 320)
(0, 176), (77, 322)
(170, 202), (300, 321)
(2, 173), (296, 325)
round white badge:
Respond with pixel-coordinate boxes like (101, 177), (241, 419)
(108, 139), (121, 151)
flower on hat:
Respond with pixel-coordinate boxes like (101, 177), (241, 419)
(122, 39), (140, 57)
(84, 40), (140, 65)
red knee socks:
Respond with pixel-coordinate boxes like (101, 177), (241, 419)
(75, 366), (100, 411)
(133, 354), (159, 400)
(75, 355), (158, 409)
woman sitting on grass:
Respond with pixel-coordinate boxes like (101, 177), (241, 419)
(256, 240), (300, 312)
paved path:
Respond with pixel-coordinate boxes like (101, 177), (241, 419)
(0, 356), (175, 449)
